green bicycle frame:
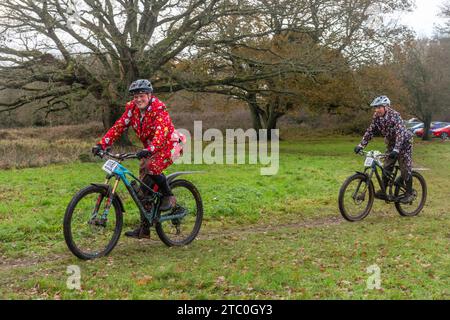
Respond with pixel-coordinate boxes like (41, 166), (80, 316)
(102, 161), (188, 225)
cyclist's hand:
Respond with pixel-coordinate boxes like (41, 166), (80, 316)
(389, 150), (399, 160)
(354, 145), (363, 154)
(92, 144), (104, 156)
(136, 149), (152, 159)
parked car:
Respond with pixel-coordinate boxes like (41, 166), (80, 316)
(405, 118), (422, 129)
(407, 122), (423, 132)
(415, 122), (450, 137)
(432, 125), (450, 140)
(408, 123), (424, 134)
(414, 128), (425, 137)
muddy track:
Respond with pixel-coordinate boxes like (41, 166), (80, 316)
(0, 216), (343, 271)
(196, 216), (342, 240)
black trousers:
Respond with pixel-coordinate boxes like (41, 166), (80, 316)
(141, 174), (173, 196)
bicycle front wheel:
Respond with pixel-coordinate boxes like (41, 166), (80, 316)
(63, 185), (123, 260)
(155, 179), (203, 246)
(338, 173), (374, 222)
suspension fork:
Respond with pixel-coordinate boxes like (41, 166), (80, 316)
(91, 175), (114, 219)
(352, 168), (372, 199)
(98, 178), (120, 221)
(88, 178), (120, 227)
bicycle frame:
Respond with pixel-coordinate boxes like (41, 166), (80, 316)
(101, 160), (188, 225)
(360, 154), (407, 202)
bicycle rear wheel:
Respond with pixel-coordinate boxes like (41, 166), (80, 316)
(394, 171), (427, 217)
(63, 185), (123, 260)
(155, 179), (203, 246)
(338, 173), (374, 222)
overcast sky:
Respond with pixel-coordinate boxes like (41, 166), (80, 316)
(401, 0), (447, 37)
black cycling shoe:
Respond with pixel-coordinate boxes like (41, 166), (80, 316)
(399, 193), (415, 204)
(125, 225), (150, 239)
(399, 178), (414, 204)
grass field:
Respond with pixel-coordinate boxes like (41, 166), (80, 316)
(0, 136), (449, 299)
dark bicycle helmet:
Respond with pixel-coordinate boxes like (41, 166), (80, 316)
(128, 79), (153, 94)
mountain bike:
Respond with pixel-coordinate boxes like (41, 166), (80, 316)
(63, 149), (203, 260)
(338, 150), (427, 222)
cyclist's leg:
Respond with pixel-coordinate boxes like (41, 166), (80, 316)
(375, 151), (395, 198)
(398, 142), (413, 202)
(398, 143), (412, 182)
(141, 151), (173, 194)
(383, 152), (396, 180)
(143, 150), (176, 211)
(149, 174), (172, 196)
(139, 157), (169, 194)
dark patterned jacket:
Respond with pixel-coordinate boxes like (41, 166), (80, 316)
(359, 106), (413, 152)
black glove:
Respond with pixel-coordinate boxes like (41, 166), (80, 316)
(354, 145), (363, 154)
(389, 150), (399, 160)
(136, 149), (152, 159)
(92, 144), (104, 156)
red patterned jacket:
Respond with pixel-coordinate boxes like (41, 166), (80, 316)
(99, 96), (175, 155)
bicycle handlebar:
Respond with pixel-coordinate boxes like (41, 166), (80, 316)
(96, 149), (139, 161)
(357, 149), (388, 159)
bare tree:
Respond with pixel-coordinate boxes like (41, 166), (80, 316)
(438, 0), (450, 36)
(0, 0), (263, 135)
(0, 0), (413, 138)
(166, 0), (414, 136)
(396, 38), (450, 140)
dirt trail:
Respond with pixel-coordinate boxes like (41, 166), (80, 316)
(0, 216), (343, 271)
(197, 216), (342, 240)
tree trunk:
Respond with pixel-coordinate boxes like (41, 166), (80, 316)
(422, 114), (432, 141)
(246, 93), (264, 139)
(102, 101), (133, 146)
(265, 112), (282, 140)
(262, 98), (284, 140)
(246, 97), (284, 140)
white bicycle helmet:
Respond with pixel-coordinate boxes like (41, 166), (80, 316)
(370, 95), (390, 107)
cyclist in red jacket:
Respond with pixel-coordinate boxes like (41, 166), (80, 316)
(92, 79), (177, 239)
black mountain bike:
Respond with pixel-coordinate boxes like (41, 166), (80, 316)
(338, 150), (427, 222)
(63, 150), (203, 260)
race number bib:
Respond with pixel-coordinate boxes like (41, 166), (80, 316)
(102, 160), (119, 175)
(364, 157), (374, 167)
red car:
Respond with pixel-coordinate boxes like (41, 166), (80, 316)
(415, 122), (449, 138)
(414, 127), (427, 137)
(432, 125), (450, 140)
(415, 128), (424, 137)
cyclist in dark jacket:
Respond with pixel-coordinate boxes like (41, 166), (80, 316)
(354, 96), (414, 203)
